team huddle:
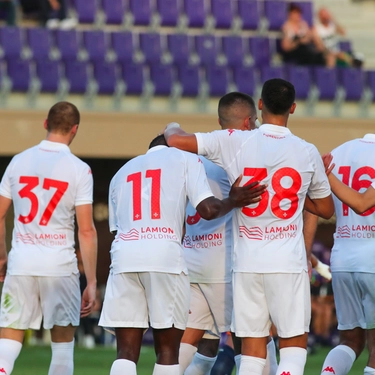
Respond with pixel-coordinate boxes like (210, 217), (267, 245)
(0, 78), (374, 375)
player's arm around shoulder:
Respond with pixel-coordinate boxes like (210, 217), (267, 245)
(76, 203), (97, 317)
(0, 195), (12, 282)
(164, 123), (198, 153)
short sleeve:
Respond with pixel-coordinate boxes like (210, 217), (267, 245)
(307, 146), (332, 199)
(75, 164), (93, 206)
(0, 162), (13, 199)
(108, 177), (117, 233)
(185, 154), (214, 209)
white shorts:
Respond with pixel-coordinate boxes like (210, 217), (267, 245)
(99, 272), (190, 330)
(0, 274), (80, 330)
(332, 272), (375, 330)
(187, 283), (232, 337)
(232, 272), (311, 338)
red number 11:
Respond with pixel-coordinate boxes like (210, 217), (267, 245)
(127, 169), (161, 221)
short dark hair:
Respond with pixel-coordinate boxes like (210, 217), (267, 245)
(149, 134), (168, 149)
(218, 92), (256, 126)
(46, 102), (80, 135)
(289, 3), (302, 13)
(261, 79), (295, 115)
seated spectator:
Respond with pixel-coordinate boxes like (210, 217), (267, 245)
(0, 0), (16, 26)
(280, 3), (326, 66)
(38, 0), (77, 29)
(315, 7), (361, 68)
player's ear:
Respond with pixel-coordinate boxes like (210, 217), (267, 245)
(258, 99), (263, 110)
(72, 124), (79, 135)
(290, 102), (297, 114)
(43, 119), (48, 130)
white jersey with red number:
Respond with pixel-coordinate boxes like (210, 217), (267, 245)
(183, 157), (232, 283)
(196, 125), (331, 273)
(331, 134), (375, 273)
(0, 140), (93, 276)
(108, 146), (214, 275)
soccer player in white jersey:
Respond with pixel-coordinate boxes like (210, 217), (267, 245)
(179, 92), (277, 375)
(165, 78), (334, 375)
(318, 135), (375, 375)
(0, 102), (97, 375)
(98, 134), (266, 375)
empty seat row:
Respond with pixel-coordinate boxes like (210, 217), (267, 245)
(70, 0), (313, 30)
(0, 27), (275, 68)
(2, 58), (375, 103)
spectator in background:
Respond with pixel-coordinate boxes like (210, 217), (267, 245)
(0, 0), (16, 26)
(38, 0), (77, 29)
(280, 3), (326, 66)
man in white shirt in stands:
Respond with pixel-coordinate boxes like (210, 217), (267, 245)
(320, 136), (375, 375)
(0, 102), (98, 375)
(165, 78), (334, 375)
(99, 134), (266, 375)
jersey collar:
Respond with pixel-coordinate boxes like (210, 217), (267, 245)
(259, 124), (292, 135)
(146, 145), (168, 154)
(39, 140), (71, 152)
(363, 134), (375, 142)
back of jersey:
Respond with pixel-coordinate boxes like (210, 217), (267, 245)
(108, 146), (213, 275)
(0, 140), (93, 276)
(331, 134), (375, 272)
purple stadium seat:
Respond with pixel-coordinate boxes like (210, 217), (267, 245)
(0, 27), (22, 59)
(93, 62), (117, 94)
(64, 60), (88, 93)
(27, 28), (52, 61)
(293, 1), (313, 27)
(111, 31), (134, 63)
(75, 0), (96, 23)
(167, 34), (191, 65)
(211, 0), (233, 29)
(195, 35), (218, 66)
(139, 33), (162, 64)
(150, 63), (174, 96)
(260, 66), (285, 83)
(56, 30), (80, 61)
(206, 65), (228, 96)
(222, 35), (245, 67)
(339, 68), (364, 101)
(367, 71), (375, 101)
(157, 0), (179, 27)
(249, 36), (271, 68)
(286, 66), (312, 99)
(7, 59), (31, 92)
(83, 30), (107, 62)
(121, 62), (144, 95)
(184, 0), (205, 28)
(313, 67), (338, 100)
(264, 0), (287, 31)
(103, 0), (126, 24)
(237, 0), (260, 30)
(177, 65), (200, 96)
(36, 60), (60, 92)
(130, 0), (151, 26)
(232, 65), (256, 96)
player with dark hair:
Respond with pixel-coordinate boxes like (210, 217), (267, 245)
(98, 133), (266, 375)
(0, 101), (97, 375)
(165, 78), (334, 375)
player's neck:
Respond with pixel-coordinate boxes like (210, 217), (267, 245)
(262, 116), (288, 127)
(45, 133), (73, 146)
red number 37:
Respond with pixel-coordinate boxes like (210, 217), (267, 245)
(242, 167), (302, 219)
(18, 176), (69, 226)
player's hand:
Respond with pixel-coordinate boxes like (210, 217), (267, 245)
(322, 153), (335, 176)
(314, 260), (332, 281)
(229, 175), (267, 208)
(80, 282), (96, 318)
(0, 256), (7, 282)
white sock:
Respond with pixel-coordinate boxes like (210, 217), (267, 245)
(179, 343), (197, 374)
(153, 364), (179, 375)
(364, 366), (375, 375)
(235, 354), (241, 375)
(277, 347), (306, 375)
(321, 345), (356, 375)
(0, 338), (23, 375)
(239, 355), (266, 375)
(110, 359), (137, 375)
(48, 340), (74, 375)
(185, 353), (217, 375)
(263, 338), (278, 375)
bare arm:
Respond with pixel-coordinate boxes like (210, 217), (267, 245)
(0, 196), (12, 282)
(303, 211), (318, 263)
(304, 195), (334, 219)
(197, 177), (267, 220)
(76, 204), (98, 317)
(164, 126), (198, 153)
